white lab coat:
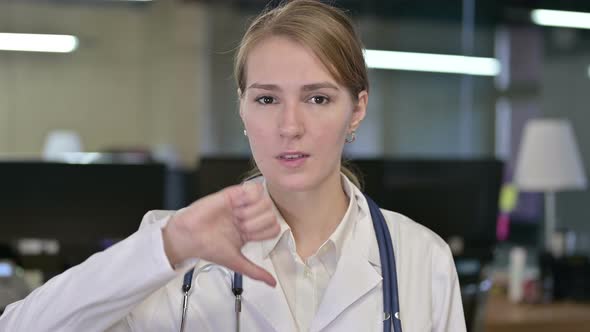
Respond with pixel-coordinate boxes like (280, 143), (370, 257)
(0, 187), (466, 332)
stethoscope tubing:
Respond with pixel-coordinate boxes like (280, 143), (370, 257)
(366, 195), (403, 332)
(180, 264), (236, 332)
(180, 269), (194, 332)
(370, 196), (393, 332)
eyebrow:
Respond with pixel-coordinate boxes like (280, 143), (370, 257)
(247, 82), (340, 91)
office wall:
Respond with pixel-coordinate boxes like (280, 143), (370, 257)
(199, 4), (251, 156)
(0, 0), (208, 168)
(357, 16), (496, 158)
(542, 52), (590, 241)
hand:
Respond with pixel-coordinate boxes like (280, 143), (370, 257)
(162, 182), (280, 286)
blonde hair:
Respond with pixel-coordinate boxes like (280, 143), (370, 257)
(235, 0), (368, 188)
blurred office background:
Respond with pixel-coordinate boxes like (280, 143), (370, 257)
(1, 0), (590, 330)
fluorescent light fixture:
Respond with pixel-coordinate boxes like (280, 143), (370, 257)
(0, 33), (78, 53)
(531, 9), (590, 30)
(364, 49), (500, 76)
(588, 65), (590, 79)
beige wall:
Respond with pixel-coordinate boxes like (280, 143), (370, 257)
(0, 0), (208, 168)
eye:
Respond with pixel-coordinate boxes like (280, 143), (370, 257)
(309, 95), (329, 105)
(255, 96), (276, 105)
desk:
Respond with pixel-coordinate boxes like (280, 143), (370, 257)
(485, 293), (590, 332)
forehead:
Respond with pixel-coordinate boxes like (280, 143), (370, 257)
(245, 36), (338, 87)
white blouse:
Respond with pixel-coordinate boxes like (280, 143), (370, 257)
(264, 176), (358, 331)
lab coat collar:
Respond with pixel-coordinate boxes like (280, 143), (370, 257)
(356, 192), (384, 269)
(241, 242), (297, 331)
(310, 191), (383, 331)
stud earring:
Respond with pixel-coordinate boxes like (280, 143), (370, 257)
(243, 129), (247, 137)
(345, 131), (356, 143)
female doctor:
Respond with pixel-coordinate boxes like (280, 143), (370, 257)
(0, 0), (466, 331)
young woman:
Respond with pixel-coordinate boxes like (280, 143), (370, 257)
(0, 1), (466, 331)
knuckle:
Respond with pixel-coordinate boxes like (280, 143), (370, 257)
(266, 211), (277, 223)
(241, 232), (250, 242)
(239, 221), (252, 234)
(233, 208), (246, 220)
(271, 223), (281, 235)
(243, 183), (258, 199)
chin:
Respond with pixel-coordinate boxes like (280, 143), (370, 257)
(268, 173), (317, 192)
(265, 169), (338, 194)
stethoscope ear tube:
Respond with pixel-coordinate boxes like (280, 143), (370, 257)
(365, 195), (402, 332)
(367, 196), (393, 332)
(180, 269), (194, 332)
(232, 273), (243, 332)
(380, 207), (402, 332)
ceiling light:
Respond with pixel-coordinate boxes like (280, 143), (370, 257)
(0, 33), (78, 53)
(531, 9), (590, 30)
(364, 49), (500, 76)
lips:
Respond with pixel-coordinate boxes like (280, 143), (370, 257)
(277, 152), (309, 160)
(276, 152), (310, 168)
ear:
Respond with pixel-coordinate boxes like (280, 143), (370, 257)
(349, 90), (368, 132)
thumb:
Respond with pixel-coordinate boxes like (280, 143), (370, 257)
(229, 252), (276, 287)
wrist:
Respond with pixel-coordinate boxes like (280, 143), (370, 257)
(162, 214), (187, 268)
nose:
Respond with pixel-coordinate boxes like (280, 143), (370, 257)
(278, 101), (304, 139)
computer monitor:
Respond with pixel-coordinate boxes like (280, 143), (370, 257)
(196, 157), (254, 197)
(354, 158), (503, 262)
(0, 161), (166, 267)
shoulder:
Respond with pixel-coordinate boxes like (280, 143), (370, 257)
(350, 181), (453, 268)
(378, 209), (464, 329)
(380, 209), (455, 268)
(381, 209), (449, 251)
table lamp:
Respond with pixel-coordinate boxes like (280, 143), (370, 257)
(514, 118), (587, 253)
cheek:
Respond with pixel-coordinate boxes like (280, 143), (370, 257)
(310, 123), (348, 164)
(243, 117), (274, 163)
(245, 115), (272, 141)
(316, 120), (349, 145)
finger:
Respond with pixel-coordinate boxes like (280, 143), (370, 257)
(225, 182), (265, 209)
(233, 197), (273, 222)
(240, 182), (265, 204)
(238, 212), (278, 235)
(244, 221), (281, 242)
(228, 253), (277, 287)
(223, 184), (249, 209)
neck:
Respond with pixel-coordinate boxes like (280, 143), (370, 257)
(267, 172), (349, 259)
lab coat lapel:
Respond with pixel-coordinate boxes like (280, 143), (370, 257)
(310, 213), (382, 332)
(241, 242), (297, 332)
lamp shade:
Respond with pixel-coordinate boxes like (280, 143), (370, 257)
(514, 118), (587, 192)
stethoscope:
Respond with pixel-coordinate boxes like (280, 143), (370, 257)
(179, 194), (402, 332)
